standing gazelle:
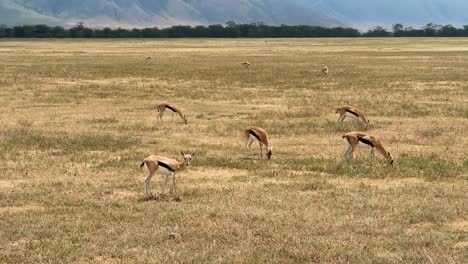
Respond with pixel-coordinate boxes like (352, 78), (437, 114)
(343, 132), (394, 166)
(156, 103), (188, 124)
(140, 152), (195, 199)
(242, 62), (251, 68)
(244, 126), (273, 160)
(336, 105), (369, 129)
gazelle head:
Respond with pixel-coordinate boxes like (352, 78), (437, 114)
(266, 146), (273, 160)
(183, 115), (188, 125)
(181, 151), (195, 166)
(388, 152), (394, 167)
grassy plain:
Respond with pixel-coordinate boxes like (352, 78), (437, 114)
(0, 38), (467, 263)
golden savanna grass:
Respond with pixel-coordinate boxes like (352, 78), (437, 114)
(0, 38), (467, 263)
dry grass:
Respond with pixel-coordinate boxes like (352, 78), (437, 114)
(0, 38), (467, 263)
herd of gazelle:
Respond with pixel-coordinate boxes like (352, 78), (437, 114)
(141, 66), (394, 199)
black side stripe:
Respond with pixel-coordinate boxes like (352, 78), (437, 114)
(357, 137), (374, 147)
(166, 105), (176, 112)
(249, 130), (261, 141)
(157, 161), (175, 172)
(345, 109), (358, 117)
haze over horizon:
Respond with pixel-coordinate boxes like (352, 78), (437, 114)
(1, 0), (467, 29)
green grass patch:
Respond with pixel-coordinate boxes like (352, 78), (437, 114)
(0, 129), (139, 155)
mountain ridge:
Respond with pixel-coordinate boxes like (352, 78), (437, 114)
(1, 0), (467, 29)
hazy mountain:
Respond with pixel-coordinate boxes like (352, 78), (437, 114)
(300, 0), (468, 29)
(1, 0), (467, 29)
(1, 0), (341, 28)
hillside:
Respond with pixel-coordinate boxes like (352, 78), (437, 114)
(304, 0), (468, 28)
(3, 0), (340, 28)
(0, 0), (467, 28)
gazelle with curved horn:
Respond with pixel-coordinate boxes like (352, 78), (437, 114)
(244, 126), (273, 160)
(156, 103), (188, 124)
(336, 105), (369, 129)
(342, 132), (394, 166)
(140, 152), (195, 199)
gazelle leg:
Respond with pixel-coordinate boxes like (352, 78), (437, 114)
(336, 115), (343, 126)
(259, 143), (263, 159)
(171, 112), (175, 122)
(343, 146), (351, 161)
(145, 172), (154, 197)
(337, 115), (346, 126)
(369, 148), (375, 160)
(247, 138), (254, 156)
(360, 118), (368, 130)
(161, 174), (170, 196)
(343, 141), (353, 162)
(245, 138), (251, 155)
(172, 173), (179, 199)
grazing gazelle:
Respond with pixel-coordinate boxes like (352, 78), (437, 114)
(244, 126), (273, 160)
(322, 66), (329, 75)
(342, 132), (394, 166)
(336, 105), (369, 129)
(145, 56), (152, 62)
(156, 103), (188, 124)
(140, 152), (195, 199)
(241, 62), (251, 68)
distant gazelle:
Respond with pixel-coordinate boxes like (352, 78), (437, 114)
(322, 66), (329, 75)
(145, 56), (152, 62)
(156, 103), (188, 124)
(242, 62), (251, 68)
(336, 105), (369, 129)
(245, 126), (273, 160)
(343, 132), (394, 166)
(140, 152), (195, 199)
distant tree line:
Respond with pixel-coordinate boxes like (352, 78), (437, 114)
(1, 22), (467, 38)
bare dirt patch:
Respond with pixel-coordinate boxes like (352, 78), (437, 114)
(0, 180), (27, 192)
(449, 220), (468, 232)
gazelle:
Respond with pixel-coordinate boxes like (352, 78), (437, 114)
(244, 126), (273, 160)
(140, 152), (195, 199)
(336, 105), (369, 129)
(156, 103), (188, 124)
(342, 132), (394, 166)
(145, 56), (152, 62)
(242, 62), (251, 68)
(322, 66), (329, 75)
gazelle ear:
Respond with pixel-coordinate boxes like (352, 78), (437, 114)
(181, 151), (185, 156)
(191, 152), (196, 156)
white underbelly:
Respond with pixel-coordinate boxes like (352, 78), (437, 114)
(357, 141), (372, 148)
(156, 166), (173, 175)
(250, 135), (259, 142)
(344, 112), (358, 118)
